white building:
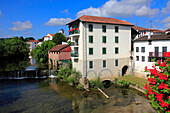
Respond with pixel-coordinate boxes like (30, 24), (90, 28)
(67, 15), (133, 80)
(44, 33), (54, 41)
(26, 40), (39, 51)
(133, 33), (170, 77)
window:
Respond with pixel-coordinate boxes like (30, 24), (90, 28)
(115, 59), (118, 66)
(89, 48), (93, 55)
(89, 36), (93, 43)
(102, 25), (106, 32)
(89, 61), (93, 69)
(141, 47), (145, 53)
(102, 36), (106, 43)
(162, 47), (167, 53)
(103, 60), (106, 68)
(148, 40), (152, 45)
(103, 48), (106, 54)
(115, 36), (118, 43)
(115, 47), (119, 54)
(136, 47), (139, 52)
(136, 56), (139, 61)
(142, 56), (145, 62)
(115, 26), (119, 33)
(89, 24), (93, 32)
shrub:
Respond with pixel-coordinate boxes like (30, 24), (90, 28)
(114, 78), (118, 84)
(145, 52), (170, 113)
(76, 84), (84, 91)
(118, 79), (130, 88)
(89, 77), (104, 89)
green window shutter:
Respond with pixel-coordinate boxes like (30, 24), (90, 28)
(103, 60), (106, 67)
(102, 25), (106, 32)
(115, 26), (118, 33)
(103, 48), (106, 54)
(115, 59), (118, 66)
(89, 48), (93, 55)
(115, 47), (119, 54)
(89, 61), (93, 69)
(102, 36), (106, 43)
(89, 24), (93, 32)
(89, 36), (93, 43)
(115, 36), (118, 43)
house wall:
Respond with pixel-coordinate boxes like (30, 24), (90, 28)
(71, 22), (132, 79)
(134, 40), (170, 77)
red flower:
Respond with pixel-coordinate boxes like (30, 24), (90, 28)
(145, 66), (147, 71)
(158, 60), (161, 65)
(159, 101), (169, 108)
(144, 83), (148, 90)
(158, 83), (168, 89)
(148, 78), (156, 84)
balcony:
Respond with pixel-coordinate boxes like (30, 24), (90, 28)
(69, 28), (80, 35)
(149, 52), (164, 57)
(71, 50), (79, 58)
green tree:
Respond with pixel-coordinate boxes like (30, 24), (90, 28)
(25, 37), (35, 41)
(32, 41), (56, 63)
(38, 36), (45, 42)
(52, 33), (66, 45)
(20, 36), (25, 41)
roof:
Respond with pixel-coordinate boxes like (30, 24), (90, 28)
(165, 28), (170, 32)
(134, 34), (170, 42)
(132, 26), (150, 31)
(49, 44), (70, 52)
(152, 29), (165, 33)
(49, 33), (55, 37)
(27, 40), (39, 42)
(67, 15), (133, 26)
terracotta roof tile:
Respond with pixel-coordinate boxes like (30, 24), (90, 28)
(132, 26), (150, 31)
(27, 40), (39, 42)
(134, 34), (170, 42)
(49, 44), (70, 52)
(49, 33), (55, 37)
(67, 15), (133, 26)
(165, 28), (170, 32)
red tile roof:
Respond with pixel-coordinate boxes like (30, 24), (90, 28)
(132, 26), (150, 31)
(49, 44), (70, 52)
(49, 33), (55, 37)
(134, 34), (170, 42)
(152, 29), (165, 33)
(165, 28), (170, 32)
(27, 40), (39, 42)
(67, 15), (133, 26)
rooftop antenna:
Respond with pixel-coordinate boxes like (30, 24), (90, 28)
(134, 22), (137, 27)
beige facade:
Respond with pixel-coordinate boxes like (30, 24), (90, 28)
(68, 16), (132, 80)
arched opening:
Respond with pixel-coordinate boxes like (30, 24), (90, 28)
(102, 80), (112, 88)
(122, 65), (128, 76)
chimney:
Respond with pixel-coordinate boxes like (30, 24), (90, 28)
(148, 30), (151, 39)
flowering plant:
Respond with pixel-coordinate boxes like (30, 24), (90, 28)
(145, 52), (170, 113)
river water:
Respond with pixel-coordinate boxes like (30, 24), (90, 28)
(0, 79), (156, 113)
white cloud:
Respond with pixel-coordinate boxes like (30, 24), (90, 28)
(61, 9), (69, 14)
(161, 0), (170, 14)
(164, 23), (170, 29)
(135, 5), (159, 17)
(9, 21), (32, 31)
(76, 0), (159, 18)
(162, 16), (170, 23)
(45, 18), (72, 26)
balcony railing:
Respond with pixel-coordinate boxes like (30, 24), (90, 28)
(69, 28), (80, 35)
(149, 52), (164, 57)
(71, 53), (79, 57)
(71, 42), (78, 46)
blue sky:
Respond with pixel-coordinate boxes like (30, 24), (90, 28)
(0, 0), (170, 40)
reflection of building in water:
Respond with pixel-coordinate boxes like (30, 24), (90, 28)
(29, 56), (36, 65)
(48, 44), (71, 70)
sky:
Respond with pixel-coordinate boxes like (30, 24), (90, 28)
(0, 0), (170, 40)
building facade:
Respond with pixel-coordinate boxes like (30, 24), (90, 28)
(26, 40), (39, 51)
(67, 15), (133, 80)
(134, 33), (170, 77)
(44, 33), (55, 41)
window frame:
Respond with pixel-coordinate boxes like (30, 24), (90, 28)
(102, 25), (106, 32)
(89, 36), (93, 43)
(115, 47), (119, 54)
(102, 36), (106, 43)
(89, 48), (93, 55)
(115, 36), (119, 43)
(103, 60), (106, 68)
(115, 26), (119, 33)
(89, 24), (93, 32)
(115, 59), (118, 66)
(89, 61), (93, 69)
(102, 48), (106, 54)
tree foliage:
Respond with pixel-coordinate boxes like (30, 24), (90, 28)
(25, 37), (35, 41)
(32, 41), (56, 63)
(145, 52), (170, 113)
(0, 38), (29, 58)
(52, 33), (67, 45)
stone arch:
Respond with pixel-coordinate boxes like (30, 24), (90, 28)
(87, 70), (97, 79)
(122, 65), (128, 76)
(98, 69), (113, 78)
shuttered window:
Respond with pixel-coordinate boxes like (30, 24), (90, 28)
(89, 36), (93, 43)
(115, 26), (119, 33)
(102, 25), (106, 32)
(89, 61), (93, 69)
(103, 36), (106, 43)
(115, 47), (119, 54)
(89, 48), (93, 55)
(115, 36), (118, 43)
(103, 60), (106, 68)
(103, 48), (106, 54)
(89, 24), (93, 32)
(115, 59), (118, 66)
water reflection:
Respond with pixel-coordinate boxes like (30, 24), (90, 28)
(0, 79), (156, 113)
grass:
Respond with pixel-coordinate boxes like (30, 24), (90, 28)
(117, 75), (149, 87)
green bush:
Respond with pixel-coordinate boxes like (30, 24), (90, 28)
(114, 78), (118, 84)
(89, 77), (104, 89)
(118, 79), (130, 88)
(76, 84), (84, 91)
